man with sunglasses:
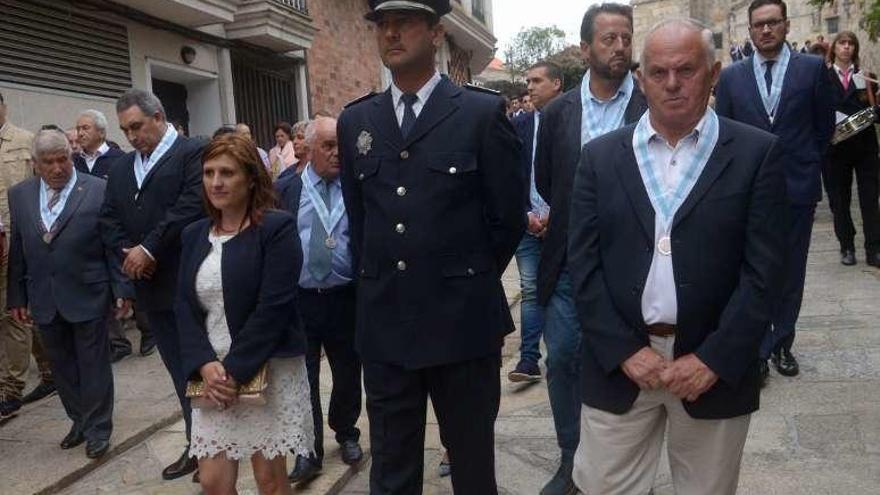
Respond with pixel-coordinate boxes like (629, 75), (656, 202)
(715, 0), (835, 385)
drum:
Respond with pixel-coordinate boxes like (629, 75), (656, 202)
(832, 106), (878, 145)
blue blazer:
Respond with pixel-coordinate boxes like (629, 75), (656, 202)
(73, 146), (125, 180)
(99, 135), (205, 311)
(175, 210), (306, 384)
(715, 52), (835, 205)
(568, 117), (787, 419)
(7, 174), (134, 325)
(512, 111), (535, 212)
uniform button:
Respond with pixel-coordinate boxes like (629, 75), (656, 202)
(396, 186), (407, 196)
(358, 173), (365, 180)
(400, 150), (410, 160)
(466, 268), (475, 276)
(395, 223), (406, 234)
(397, 260), (407, 271)
(448, 166), (457, 174)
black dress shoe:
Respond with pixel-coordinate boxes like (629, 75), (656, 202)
(288, 455), (322, 483)
(22, 381), (57, 404)
(841, 250), (856, 266)
(0, 398), (22, 419)
(60, 427), (85, 449)
(86, 439), (110, 459)
(759, 360), (770, 388)
(541, 460), (577, 495)
(340, 439), (363, 465)
(162, 447), (198, 480)
(139, 336), (157, 356)
(867, 252), (880, 268)
(771, 348), (800, 377)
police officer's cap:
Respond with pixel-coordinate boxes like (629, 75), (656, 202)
(364, 0), (452, 22)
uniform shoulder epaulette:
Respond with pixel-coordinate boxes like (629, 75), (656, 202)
(344, 92), (378, 108)
(463, 83), (500, 96)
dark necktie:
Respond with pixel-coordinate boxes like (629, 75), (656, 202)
(764, 60), (776, 94)
(308, 180), (333, 281)
(400, 93), (418, 138)
(47, 188), (62, 212)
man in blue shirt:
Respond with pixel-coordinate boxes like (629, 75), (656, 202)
(276, 116), (363, 484)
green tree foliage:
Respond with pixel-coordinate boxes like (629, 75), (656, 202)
(809, 0), (880, 40)
(503, 26), (568, 80)
(546, 45), (587, 92)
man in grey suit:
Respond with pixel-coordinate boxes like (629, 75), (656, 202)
(6, 129), (134, 459)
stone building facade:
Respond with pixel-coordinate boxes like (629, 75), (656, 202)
(632, 0), (880, 70)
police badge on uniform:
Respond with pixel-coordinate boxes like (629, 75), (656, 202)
(357, 131), (373, 156)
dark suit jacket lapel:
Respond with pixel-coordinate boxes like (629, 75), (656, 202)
(672, 120), (736, 229)
(27, 179), (46, 235)
(745, 57), (772, 127)
(140, 136), (183, 191)
(49, 175), (88, 240)
(524, 112), (535, 171)
(368, 90), (404, 149)
(616, 130), (655, 244)
(774, 52), (801, 127)
(288, 176), (304, 216)
(404, 78), (461, 147)
(563, 90), (581, 158)
(624, 86), (647, 123)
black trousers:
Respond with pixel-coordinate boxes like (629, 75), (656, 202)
(108, 308), (152, 353)
(39, 315), (114, 442)
(300, 286), (362, 464)
(364, 353), (501, 495)
(828, 136), (880, 255)
(148, 310), (191, 441)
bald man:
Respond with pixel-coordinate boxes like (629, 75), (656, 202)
(567, 19), (785, 494)
(275, 117), (363, 482)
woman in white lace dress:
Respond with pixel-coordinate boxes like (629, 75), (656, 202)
(176, 134), (313, 494)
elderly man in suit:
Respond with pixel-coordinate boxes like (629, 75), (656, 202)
(99, 89), (204, 480)
(6, 129), (134, 458)
(715, 0), (835, 382)
(568, 19), (786, 494)
(75, 109), (155, 362)
(507, 61), (562, 384)
(533, 3), (648, 493)
(277, 116), (364, 484)
(339, 0), (525, 492)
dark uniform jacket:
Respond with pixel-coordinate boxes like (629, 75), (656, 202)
(338, 76), (526, 369)
(73, 146), (125, 179)
(99, 135), (204, 311)
(569, 118), (786, 419)
(534, 84), (647, 304)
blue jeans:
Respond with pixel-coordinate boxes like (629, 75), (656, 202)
(515, 235), (545, 366)
(543, 271), (582, 463)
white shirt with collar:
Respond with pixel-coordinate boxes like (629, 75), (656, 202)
(640, 112), (714, 325)
(134, 124), (178, 189)
(834, 63), (866, 89)
(82, 142), (110, 172)
(390, 70), (443, 126)
(40, 168), (78, 232)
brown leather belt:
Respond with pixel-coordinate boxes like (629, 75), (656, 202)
(647, 323), (677, 337)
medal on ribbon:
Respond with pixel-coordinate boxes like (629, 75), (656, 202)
(753, 45), (791, 123)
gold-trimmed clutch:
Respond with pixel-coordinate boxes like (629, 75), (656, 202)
(185, 363), (269, 408)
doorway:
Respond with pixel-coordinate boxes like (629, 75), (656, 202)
(152, 78), (190, 136)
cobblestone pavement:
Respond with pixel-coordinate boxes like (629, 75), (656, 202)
(4, 205), (880, 494)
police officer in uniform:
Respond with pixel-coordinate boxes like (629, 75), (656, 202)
(338, 1), (525, 492)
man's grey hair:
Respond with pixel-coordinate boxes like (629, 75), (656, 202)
(31, 128), (71, 160)
(79, 109), (108, 133)
(304, 117), (337, 146)
(116, 88), (166, 118)
(640, 18), (717, 68)
(293, 120), (309, 136)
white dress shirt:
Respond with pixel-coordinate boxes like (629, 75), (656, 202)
(134, 124), (177, 188)
(82, 142), (110, 172)
(640, 114), (713, 325)
(39, 169), (78, 232)
(390, 70), (443, 125)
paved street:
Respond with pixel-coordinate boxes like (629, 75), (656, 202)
(2, 205), (880, 494)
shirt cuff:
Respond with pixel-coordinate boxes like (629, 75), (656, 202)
(139, 244), (155, 261)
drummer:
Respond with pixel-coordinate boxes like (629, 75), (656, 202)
(826, 31), (880, 268)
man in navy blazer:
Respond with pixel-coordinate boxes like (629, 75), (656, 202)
(99, 89), (204, 480)
(568, 20), (786, 493)
(507, 62), (562, 384)
(533, 4), (648, 493)
(276, 117), (364, 483)
(7, 129), (134, 459)
(715, 0), (835, 381)
(74, 109), (155, 361)
(339, 1), (525, 492)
